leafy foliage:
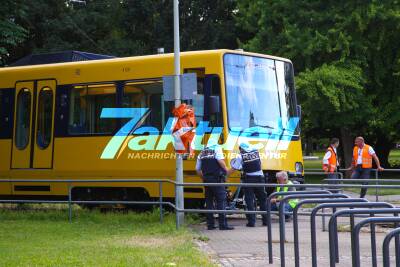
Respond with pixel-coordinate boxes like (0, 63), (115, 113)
(237, 0), (400, 165)
(0, 0), (28, 64)
(2, 0), (238, 64)
(296, 62), (371, 132)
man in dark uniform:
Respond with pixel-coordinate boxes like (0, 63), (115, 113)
(231, 142), (267, 227)
(196, 143), (234, 230)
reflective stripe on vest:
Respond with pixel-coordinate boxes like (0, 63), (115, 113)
(276, 181), (298, 208)
(353, 145), (372, 168)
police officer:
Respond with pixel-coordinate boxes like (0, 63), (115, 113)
(232, 143), (267, 227)
(196, 142), (234, 230)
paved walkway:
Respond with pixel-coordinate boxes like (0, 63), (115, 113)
(194, 191), (400, 267)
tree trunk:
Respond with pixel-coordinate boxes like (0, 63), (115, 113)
(340, 127), (354, 178)
(373, 135), (394, 168)
(305, 136), (313, 156)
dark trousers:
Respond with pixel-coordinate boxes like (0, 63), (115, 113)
(204, 180), (227, 228)
(243, 175), (267, 225)
(351, 165), (371, 198)
(327, 173), (340, 193)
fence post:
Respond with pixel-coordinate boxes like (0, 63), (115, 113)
(292, 197), (367, 267)
(159, 181), (163, 223)
(175, 182), (180, 229)
(375, 170), (379, 202)
(278, 193), (347, 267)
(68, 183), (72, 223)
(328, 205), (397, 267)
(266, 190), (331, 264)
(383, 228), (400, 267)
(313, 202), (392, 267)
(352, 217), (400, 267)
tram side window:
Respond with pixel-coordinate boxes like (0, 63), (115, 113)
(182, 72), (222, 127)
(208, 75), (223, 127)
(0, 91), (3, 136)
(15, 89), (31, 149)
(68, 84), (117, 134)
(37, 88), (53, 148)
(0, 90), (13, 139)
(122, 81), (164, 130)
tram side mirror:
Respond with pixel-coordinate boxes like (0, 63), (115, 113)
(209, 96), (220, 114)
(296, 105), (302, 120)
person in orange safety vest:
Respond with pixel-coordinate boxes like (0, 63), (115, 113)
(172, 104), (196, 156)
(323, 138), (340, 192)
(350, 136), (384, 198)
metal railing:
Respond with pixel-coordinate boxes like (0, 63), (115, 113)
(352, 217), (400, 267)
(308, 168), (400, 202)
(328, 205), (398, 267)
(0, 179), (176, 223)
(278, 193), (349, 267)
(266, 189), (332, 264)
(311, 202), (385, 267)
(292, 198), (368, 267)
(383, 227), (400, 267)
(2, 172), (400, 266)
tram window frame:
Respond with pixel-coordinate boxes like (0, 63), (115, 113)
(0, 90), (3, 137)
(181, 73), (223, 128)
(120, 75), (223, 133)
(0, 89), (13, 139)
(122, 80), (164, 131)
(68, 83), (117, 135)
(36, 87), (53, 149)
(15, 88), (32, 149)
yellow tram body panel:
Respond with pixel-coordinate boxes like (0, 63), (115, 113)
(0, 50), (303, 200)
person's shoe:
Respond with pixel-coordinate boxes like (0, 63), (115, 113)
(207, 226), (217, 230)
(219, 225), (234, 230)
(262, 222), (268, 226)
(246, 223), (255, 227)
(285, 216), (292, 222)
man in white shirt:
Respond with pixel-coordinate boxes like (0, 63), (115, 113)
(350, 136), (384, 198)
(323, 138), (340, 192)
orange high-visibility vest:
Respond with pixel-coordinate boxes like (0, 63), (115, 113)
(323, 146), (337, 173)
(353, 145), (372, 168)
(172, 104), (196, 155)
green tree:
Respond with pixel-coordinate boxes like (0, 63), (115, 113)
(0, 0), (28, 65)
(295, 62), (372, 167)
(237, 0), (400, 167)
(3, 0), (238, 65)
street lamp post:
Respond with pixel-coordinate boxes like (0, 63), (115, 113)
(173, 0), (184, 228)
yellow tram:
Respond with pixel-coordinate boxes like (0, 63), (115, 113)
(0, 50), (304, 205)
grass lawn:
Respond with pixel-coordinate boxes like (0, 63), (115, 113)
(0, 205), (215, 267)
(303, 149), (400, 196)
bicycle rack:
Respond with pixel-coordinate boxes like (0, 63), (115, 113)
(353, 217), (400, 267)
(292, 197), (367, 267)
(311, 202), (394, 267)
(266, 190), (331, 264)
(383, 227), (400, 267)
(327, 204), (396, 267)
(277, 193), (349, 267)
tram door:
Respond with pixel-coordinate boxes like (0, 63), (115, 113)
(11, 80), (56, 169)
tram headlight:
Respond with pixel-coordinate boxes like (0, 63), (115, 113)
(295, 162), (303, 173)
